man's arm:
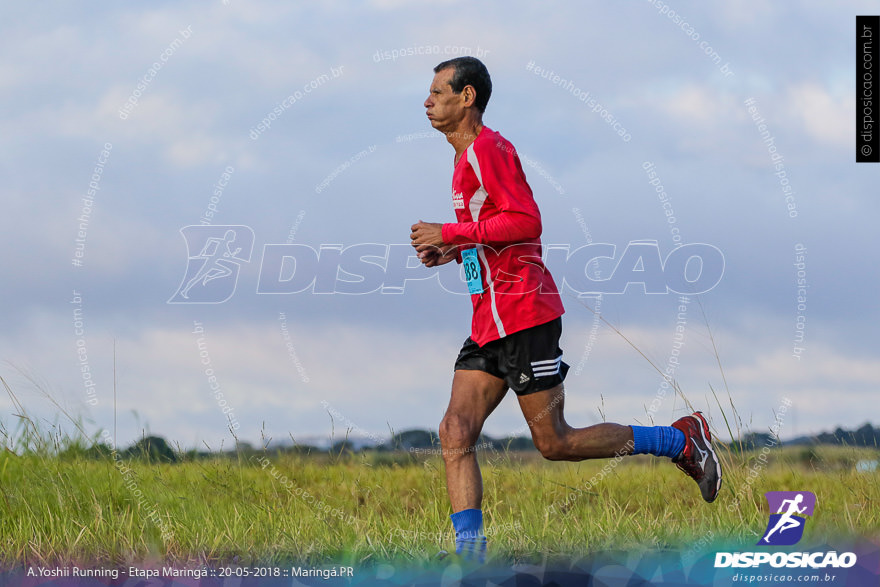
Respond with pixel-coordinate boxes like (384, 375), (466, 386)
(411, 214), (540, 253)
(440, 210), (541, 247)
(442, 138), (543, 247)
(411, 137), (542, 251)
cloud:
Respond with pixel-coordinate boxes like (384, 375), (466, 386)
(661, 84), (730, 123)
(786, 82), (852, 147)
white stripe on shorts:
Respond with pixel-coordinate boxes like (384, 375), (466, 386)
(532, 356), (562, 377)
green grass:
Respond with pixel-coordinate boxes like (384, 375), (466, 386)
(0, 444), (877, 567)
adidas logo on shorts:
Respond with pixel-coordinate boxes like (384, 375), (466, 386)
(519, 373), (530, 384)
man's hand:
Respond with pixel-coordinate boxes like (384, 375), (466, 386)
(410, 220), (445, 252)
(418, 244), (457, 267)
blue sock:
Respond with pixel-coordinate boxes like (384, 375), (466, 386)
(631, 425), (686, 458)
(450, 508), (487, 563)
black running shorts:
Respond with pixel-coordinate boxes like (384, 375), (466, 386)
(454, 317), (569, 396)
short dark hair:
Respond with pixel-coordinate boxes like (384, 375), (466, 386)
(433, 56), (492, 113)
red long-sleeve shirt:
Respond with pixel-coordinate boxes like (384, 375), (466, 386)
(441, 127), (564, 346)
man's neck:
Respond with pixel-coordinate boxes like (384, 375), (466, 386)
(447, 118), (484, 162)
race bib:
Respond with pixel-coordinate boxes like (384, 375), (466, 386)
(461, 248), (484, 295)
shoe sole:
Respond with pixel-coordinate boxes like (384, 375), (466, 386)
(693, 412), (722, 503)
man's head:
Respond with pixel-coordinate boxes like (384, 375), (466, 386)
(425, 56), (492, 134)
(433, 56), (492, 113)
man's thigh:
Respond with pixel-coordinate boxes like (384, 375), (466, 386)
(443, 369), (508, 434)
(516, 384), (567, 438)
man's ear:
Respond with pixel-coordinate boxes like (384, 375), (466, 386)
(461, 84), (477, 107)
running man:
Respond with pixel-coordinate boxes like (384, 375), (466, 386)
(409, 56), (722, 563)
(180, 229), (242, 299)
(762, 494), (807, 544)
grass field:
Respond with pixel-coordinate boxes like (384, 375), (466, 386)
(0, 439), (878, 568)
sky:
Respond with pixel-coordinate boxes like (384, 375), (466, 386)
(1, 1), (878, 450)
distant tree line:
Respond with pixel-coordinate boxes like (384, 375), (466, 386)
(70, 422), (879, 462)
(739, 423), (880, 451)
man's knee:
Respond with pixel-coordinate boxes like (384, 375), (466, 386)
(439, 412), (479, 455)
(533, 434), (571, 461)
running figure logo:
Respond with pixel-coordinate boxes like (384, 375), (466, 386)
(758, 491), (816, 546)
(168, 225), (254, 304)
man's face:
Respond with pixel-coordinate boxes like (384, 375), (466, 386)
(424, 67), (465, 133)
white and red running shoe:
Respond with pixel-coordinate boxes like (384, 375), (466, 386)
(671, 411), (723, 503)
